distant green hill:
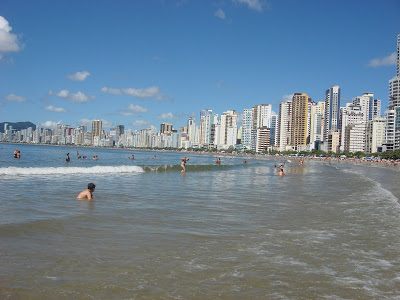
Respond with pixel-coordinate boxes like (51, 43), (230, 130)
(0, 122), (36, 133)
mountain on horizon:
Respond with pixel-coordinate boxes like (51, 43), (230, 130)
(0, 122), (36, 133)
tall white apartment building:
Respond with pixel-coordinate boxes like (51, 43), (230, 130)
(340, 103), (364, 151)
(187, 118), (198, 148)
(199, 109), (213, 147)
(278, 100), (292, 151)
(250, 104), (272, 152)
(366, 117), (386, 153)
(344, 123), (367, 153)
(324, 85), (341, 142)
(385, 34), (400, 151)
(309, 101), (325, 148)
(219, 110), (238, 148)
(252, 104), (272, 129)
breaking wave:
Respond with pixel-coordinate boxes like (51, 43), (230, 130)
(0, 165), (144, 176)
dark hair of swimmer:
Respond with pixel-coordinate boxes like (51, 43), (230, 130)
(88, 183), (96, 190)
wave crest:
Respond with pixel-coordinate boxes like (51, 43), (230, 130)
(0, 165), (144, 176)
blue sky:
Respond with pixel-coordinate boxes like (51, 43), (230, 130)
(0, 0), (399, 130)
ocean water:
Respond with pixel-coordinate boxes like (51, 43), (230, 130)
(1, 144), (400, 299)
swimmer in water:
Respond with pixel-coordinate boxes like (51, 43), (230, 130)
(277, 164), (285, 176)
(77, 183), (96, 200)
(66, 153), (70, 162)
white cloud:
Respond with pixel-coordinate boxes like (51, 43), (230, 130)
(215, 9), (226, 20)
(4, 93), (27, 102)
(44, 105), (67, 112)
(67, 70), (91, 81)
(101, 87), (123, 95)
(41, 120), (59, 128)
(131, 120), (152, 127)
(50, 89), (95, 103)
(233, 0), (263, 12)
(123, 86), (166, 100)
(0, 16), (22, 59)
(157, 112), (178, 120)
(126, 104), (148, 113)
(282, 94), (293, 102)
(367, 52), (397, 67)
(101, 86), (167, 100)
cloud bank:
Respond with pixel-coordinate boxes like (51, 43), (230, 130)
(49, 89), (95, 103)
(101, 86), (167, 100)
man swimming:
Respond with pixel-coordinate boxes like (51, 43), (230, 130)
(77, 183), (96, 200)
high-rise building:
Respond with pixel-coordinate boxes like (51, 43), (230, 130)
(366, 117), (386, 153)
(340, 103), (365, 151)
(242, 109), (253, 149)
(384, 34), (400, 151)
(219, 110), (238, 147)
(324, 85), (341, 141)
(269, 114), (279, 148)
(199, 109), (213, 147)
(92, 120), (102, 139)
(309, 101), (325, 148)
(291, 93), (309, 149)
(160, 123), (173, 134)
(278, 100), (292, 151)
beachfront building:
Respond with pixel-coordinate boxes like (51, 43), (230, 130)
(343, 123), (367, 153)
(278, 100), (292, 151)
(199, 109), (213, 148)
(269, 114), (279, 149)
(339, 103), (364, 151)
(242, 108), (253, 150)
(187, 118), (199, 148)
(290, 93), (309, 151)
(366, 117), (386, 153)
(309, 101), (325, 150)
(91, 120), (102, 145)
(324, 85), (341, 144)
(384, 34), (400, 151)
(160, 123), (173, 134)
(250, 104), (272, 152)
(219, 110), (238, 149)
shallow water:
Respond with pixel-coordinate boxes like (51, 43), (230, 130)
(1, 144), (400, 299)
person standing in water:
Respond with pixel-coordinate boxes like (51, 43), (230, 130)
(66, 153), (70, 162)
(277, 164), (285, 176)
(77, 183), (96, 200)
(181, 157), (189, 172)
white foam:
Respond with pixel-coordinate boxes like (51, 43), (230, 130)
(0, 165), (144, 176)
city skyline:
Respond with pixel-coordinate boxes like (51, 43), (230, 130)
(1, 0), (400, 130)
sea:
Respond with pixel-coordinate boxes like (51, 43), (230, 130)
(1, 143), (400, 299)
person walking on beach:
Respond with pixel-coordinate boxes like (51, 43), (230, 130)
(66, 153), (70, 162)
(77, 183), (96, 200)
